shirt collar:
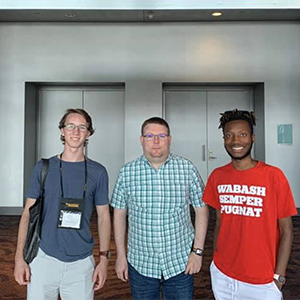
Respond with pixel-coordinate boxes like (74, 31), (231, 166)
(141, 154), (172, 168)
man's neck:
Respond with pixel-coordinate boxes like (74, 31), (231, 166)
(145, 155), (168, 170)
(61, 147), (85, 162)
(232, 156), (257, 171)
(151, 161), (164, 170)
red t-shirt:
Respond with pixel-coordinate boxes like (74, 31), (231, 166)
(203, 161), (297, 284)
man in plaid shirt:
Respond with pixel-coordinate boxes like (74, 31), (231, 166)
(111, 117), (209, 300)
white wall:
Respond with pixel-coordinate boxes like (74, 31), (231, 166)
(0, 21), (299, 210)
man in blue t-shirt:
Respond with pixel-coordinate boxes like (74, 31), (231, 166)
(14, 108), (111, 300)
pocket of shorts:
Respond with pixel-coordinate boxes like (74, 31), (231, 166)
(271, 281), (283, 294)
(89, 255), (95, 268)
(209, 261), (219, 279)
(210, 261), (214, 271)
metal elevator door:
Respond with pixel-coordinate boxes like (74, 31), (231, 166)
(164, 87), (254, 182)
(37, 86), (125, 197)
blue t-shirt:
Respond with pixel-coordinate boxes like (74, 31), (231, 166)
(26, 155), (109, 262)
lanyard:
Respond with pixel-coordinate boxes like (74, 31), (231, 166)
(59, 153), (87, 199)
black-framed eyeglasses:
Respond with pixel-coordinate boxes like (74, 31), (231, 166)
(143, 134), (169, 141)
(63, 123), (88, 133)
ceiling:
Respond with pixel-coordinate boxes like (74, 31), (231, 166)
(0, 9), (300, 22)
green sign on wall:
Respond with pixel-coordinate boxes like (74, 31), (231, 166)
(277, 124), (293, 145)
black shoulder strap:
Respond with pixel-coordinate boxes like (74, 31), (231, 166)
(40, 158), (49, 193)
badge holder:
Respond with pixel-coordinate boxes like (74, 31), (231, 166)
(58, 197), (83, 229)
(57, 154), (87, 230)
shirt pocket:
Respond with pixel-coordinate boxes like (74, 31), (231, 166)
(163, 180), (189, 209)
(127, 182), (149, 209)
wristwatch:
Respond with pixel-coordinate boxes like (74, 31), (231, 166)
(99, 250), (111, 259)
(191, 247), (204, 257)
(273, 274), (286, 285)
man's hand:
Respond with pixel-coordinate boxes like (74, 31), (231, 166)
(184, 252), (203, 274)
(115, 255), (128, 282)
(93, 258), (108, 291)
(274, 279), (284, 291)
(14, 259), (30, 285)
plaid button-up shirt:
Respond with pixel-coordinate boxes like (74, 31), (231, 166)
(111, 154), (205, 280)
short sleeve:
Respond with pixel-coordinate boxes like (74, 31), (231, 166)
(203, 171), (220, 210)
(94, 167), (109, 206)
(189, 165), (206, 208)
(110, 170), (127, 209)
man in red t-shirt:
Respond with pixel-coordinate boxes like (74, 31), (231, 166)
(203, 109), (297, 300)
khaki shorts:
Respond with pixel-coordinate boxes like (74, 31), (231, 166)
(27, 248), (95, 300)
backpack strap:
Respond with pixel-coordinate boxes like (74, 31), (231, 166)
(40, 158), (49, 194)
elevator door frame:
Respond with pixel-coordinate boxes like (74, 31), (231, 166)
(162, 84), (262, 181)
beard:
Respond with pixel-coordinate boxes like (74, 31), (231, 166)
(225, 142), (253, 160)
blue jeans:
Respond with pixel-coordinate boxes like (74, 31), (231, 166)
(128, 263), (194, 300)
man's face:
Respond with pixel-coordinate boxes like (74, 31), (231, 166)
(223, 120), (255, 160)
(140, 123), (171, 163)
(60, 113), (90, 150)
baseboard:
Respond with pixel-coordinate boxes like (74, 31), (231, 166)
(0, 207), (23, 215)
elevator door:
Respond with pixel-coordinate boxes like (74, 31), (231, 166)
(38, 86), (125, 196)
(164, 88), (253, 182)
(84, 90), (125, 196)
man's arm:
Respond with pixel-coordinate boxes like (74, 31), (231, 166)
(213, 210), (221, 252)
(14, 198), (36, 285)
(185, 205), (209, 274)
(274, 216), (294, 290)
(114, 208), (128, 282)
(93, 204), (111, 291)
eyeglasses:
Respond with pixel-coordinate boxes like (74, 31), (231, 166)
(64, 123), (88, 132)
(142, 134), (169, 141)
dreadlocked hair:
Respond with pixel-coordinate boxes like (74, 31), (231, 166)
(219, 108), (256, 134)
